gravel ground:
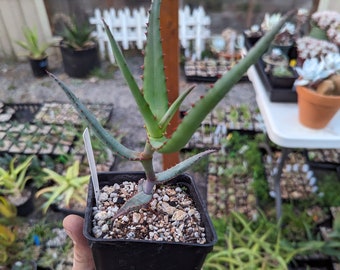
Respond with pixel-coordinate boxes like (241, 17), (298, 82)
(0, 51), (257, 175)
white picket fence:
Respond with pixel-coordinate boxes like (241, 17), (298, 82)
(89, 6), (211, 63)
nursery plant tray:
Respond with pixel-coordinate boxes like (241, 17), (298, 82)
(184, 60), (248, 83)
(34, 102), (113, 126)
(182, 104), (265, 150)
(263, 150), (318, 200)
(306, 149), (340, 171)
(244, 38), (297, 103)
(207, 152), (258, 219)
(254, 59), (297, 103)
(3, 103), (42, 123)
(0, 122), (76, 155)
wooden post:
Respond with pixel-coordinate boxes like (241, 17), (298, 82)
(246, 0), (255, 28)
(160, 0), (180, 169)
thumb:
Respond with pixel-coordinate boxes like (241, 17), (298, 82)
(63, 214), (95, 270)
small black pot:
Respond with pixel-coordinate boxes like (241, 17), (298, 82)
(244, 33), (263, 47)
(289, 255), (334, 270)
(8, 188), (35, 217)
(60, 42), (100, 78)
(29, 57), (48, 77)
(84, 172), (217, 270)
(268, 68), (298, 89)
(50, 203), (84, 217)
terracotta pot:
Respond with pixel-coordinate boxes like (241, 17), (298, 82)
(296, 85), (340, 129)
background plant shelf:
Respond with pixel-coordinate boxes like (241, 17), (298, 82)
(244, 36), (298, 103)
(306, 149), (340, 172)
(34, 102), (113, 126)
(184, 59), (248, 83)
(263, 150), (319, 201)
(182, 104), (265, 150)
(207, 151), (258, 219)
(0, 102), (116, 169)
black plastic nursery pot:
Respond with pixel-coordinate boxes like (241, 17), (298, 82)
(84, 172), (217, 270)
(268, 71), (298, 89)
(60, 42), (100, 78)
(29, 56), (48, 77)
(8, 188), (35, 217)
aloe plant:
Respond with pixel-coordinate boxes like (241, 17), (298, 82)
(49, 0), (291, 218)
(35, 160), (90, 214)
(0, 155), (34, 197)
(16, 27), (50, 59)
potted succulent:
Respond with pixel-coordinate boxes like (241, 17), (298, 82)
(309, 10), (340, 41)
(0, 155), (35, 217)
(295, 54), (340, 129)
(48, 0), (290, 269)
(35, 160), (90, 215)
(15, 27), (50, 77)
(58, 17), (100, 78)
(270, 22), (296, 56)
(269, 65), (298, 89)
(261, 12), (282, 34)
(243, 24), (263, 46)
(296, 36), (339, 65)
(262, 48), (289, 72)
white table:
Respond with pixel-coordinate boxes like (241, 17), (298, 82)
(247, 65), (340, 220)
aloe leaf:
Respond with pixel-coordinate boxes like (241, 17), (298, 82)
(48, 72), (141, 160)
(40, 184), (68, 213)
(159, 12), (293, 153)
(158, 85), (195, 131)
(155, 149), (215, 183)
(112, 180), (153, 219)
(103, 21), (164, 139)
(143, 0), (168, 121)
(148, 85), (195, 149)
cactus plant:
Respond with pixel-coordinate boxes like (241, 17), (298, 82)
(48, 0), (290, 218)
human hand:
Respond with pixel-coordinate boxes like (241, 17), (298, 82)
(63, 214), (95, 270)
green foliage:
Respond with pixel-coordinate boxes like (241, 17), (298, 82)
(219, 132), (269, 203)
(281, 204), (316, 243)
(246, 134), (271, 204)
(181, 149), (209, 174)
(0, 196), (17, 219)
(0, 155), (34, 196)
(0, 224), (16, 264)
(35, 160), (90, 214)
(204, 212), (327, 270)
(314, 171), (340, 207)
(15, 27), (50, 59)
(59, 18), (96, 50)
(272, 65), (294, 77)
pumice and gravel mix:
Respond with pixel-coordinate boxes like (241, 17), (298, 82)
(92, 180), (207, 244)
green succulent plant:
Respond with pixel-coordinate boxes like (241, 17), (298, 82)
(16, 27), (50, 59)
(0, 224), (16, 264)
(59, 18), (96, 50)
(0, 155), (34, 197)
(49, 0), (291, 218)
(35, 160), (90, 214)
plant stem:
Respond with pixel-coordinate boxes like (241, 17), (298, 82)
(141, 143), (156, 194)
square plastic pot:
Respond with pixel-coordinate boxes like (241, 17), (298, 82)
(84, 172), (217, 270)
